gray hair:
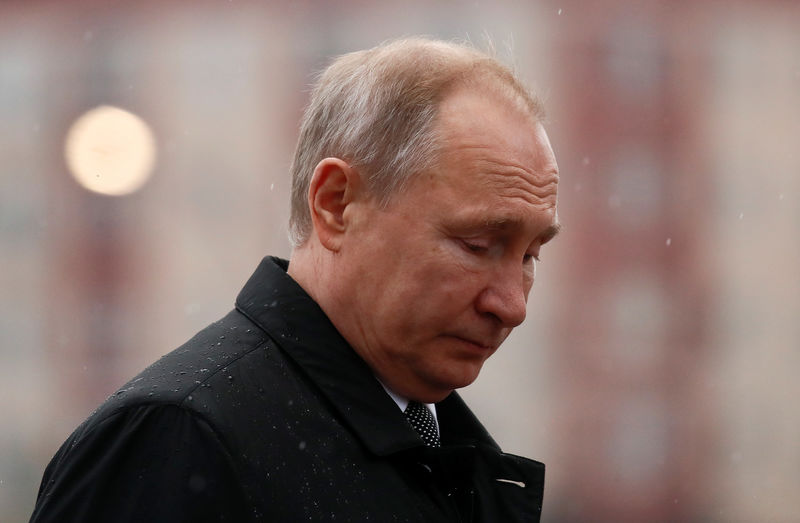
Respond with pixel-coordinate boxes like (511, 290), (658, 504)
(288, 37), (544, 246)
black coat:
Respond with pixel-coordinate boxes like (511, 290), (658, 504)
(31, 257), (545, 522)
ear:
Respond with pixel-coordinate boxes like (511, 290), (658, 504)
(307, 157), (362, 251)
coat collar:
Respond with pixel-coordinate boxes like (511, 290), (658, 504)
(236, 257), (545, 518)
(235, 256), (496, 456)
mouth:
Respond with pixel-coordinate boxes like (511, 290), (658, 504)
(446, 334), (498, 352)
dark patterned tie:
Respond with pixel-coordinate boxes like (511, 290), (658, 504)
(404, 401), (440, 447)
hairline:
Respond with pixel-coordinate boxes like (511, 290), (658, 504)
(288, 38), (546, 246)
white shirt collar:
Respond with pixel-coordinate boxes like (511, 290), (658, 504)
(376, 378), (439, 427)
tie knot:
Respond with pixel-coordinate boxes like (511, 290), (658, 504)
(404, 401), (440, 447)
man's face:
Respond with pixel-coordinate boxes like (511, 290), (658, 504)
(340, 87), (560, 402)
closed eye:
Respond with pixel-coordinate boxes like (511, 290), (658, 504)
(461, 239), (489, 254)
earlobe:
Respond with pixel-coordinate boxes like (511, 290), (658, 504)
(307, 158), (360, 251)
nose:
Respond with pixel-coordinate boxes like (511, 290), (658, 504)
(475, 264), (529, 328)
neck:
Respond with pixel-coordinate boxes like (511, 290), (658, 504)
(287, 241), (328, 306)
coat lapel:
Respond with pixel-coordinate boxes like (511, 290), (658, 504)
(235, 257), (421, 455)
(236, 256), (545, 521)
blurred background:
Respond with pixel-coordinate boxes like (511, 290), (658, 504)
(1, 0), (798, 521)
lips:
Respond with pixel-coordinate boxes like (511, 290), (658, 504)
(446, 334), (499, 352)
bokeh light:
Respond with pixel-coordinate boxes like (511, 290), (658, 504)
(64, 105), (156, 196)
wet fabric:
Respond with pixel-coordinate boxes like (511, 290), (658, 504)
(30, 256), (545, 522)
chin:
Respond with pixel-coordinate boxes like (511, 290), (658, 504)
(433, 365), (484, 394)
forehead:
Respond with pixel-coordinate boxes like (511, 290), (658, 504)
(425, 88), (560, 220)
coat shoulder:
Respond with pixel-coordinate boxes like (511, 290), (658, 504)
(85, 309), (271, 434)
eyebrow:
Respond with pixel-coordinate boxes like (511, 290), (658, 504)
(480, 217), (562, 244)
(539, 221), (562, 245)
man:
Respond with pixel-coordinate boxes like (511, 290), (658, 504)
(31, 37), (560, 522)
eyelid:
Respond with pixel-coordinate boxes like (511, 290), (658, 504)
(461, 234), (491, 247)
(525, 244), (542, 263)
(461, 238), (490, 252)
(460, 235), (541, 262)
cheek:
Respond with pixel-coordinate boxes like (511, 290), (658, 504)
(416, 255), (487, 310)
(375, 236), (487, 328)
(384, 257), (462, 310)
(419, 243), (477, 285)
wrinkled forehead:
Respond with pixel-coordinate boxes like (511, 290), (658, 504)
(378, 81), (554, 212)
(426, 87), (560, 219)
(435, 88), (557, 172)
